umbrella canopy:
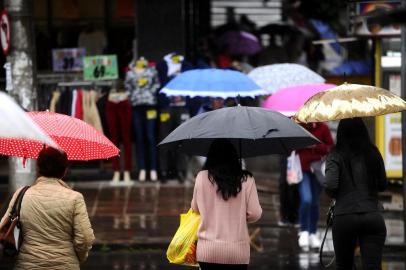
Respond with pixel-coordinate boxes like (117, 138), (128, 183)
(159, 106), (319, 158)
(294, 83), (406, 123)
(0, 92), (58, 158)
(161, 69), (267, 98)
(28, 111), (119, 160)
(218, 31), (261, 56)
(248, 64), (325, 94)
(262, 83), (336, 116)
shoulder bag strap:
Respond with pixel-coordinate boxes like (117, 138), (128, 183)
(9, 186), (30, 220)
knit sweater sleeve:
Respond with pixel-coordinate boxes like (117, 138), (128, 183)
(246, 178), (262, 223)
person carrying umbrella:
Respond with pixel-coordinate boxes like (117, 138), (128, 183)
(294, 83), (406, 268)
(191, 139), (262, 269)
(0, 147), (95, 269)
(160, 105), (320, 268)
(325, 118), (387, 270)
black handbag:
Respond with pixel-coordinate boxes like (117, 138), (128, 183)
(0, 186), (30, 262)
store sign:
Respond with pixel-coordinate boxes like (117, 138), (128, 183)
(52, 48), (86, 72)
(83, 55), (118, 81)
(0, 10), (10, 56)
(348, 1), (401, 36)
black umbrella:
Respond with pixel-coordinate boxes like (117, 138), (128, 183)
(158, 106), (319, 158)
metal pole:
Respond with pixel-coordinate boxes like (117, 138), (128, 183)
(401, 0), (406, 243)
(5, 0), (37, 192)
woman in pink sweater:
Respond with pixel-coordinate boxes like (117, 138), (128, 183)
(191, 139), (262, 270)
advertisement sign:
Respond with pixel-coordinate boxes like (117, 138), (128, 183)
(349, 1), (401, 36)
(83, 55), (118, 81)
(376, 73), (402, 178)
(52, 48), (86, 72)
(0, 9), (10, 56)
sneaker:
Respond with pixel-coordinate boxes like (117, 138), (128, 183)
(111, 171), (120, 184)
(298, 231), (309, 251)
(150, 170), (158, 182)
(138, 169), (146, 182)
(309, 233), (321, 249)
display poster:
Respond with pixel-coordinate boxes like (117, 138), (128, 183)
(83, 55), (118, 81)
(52, 48), (85, 72)
(377, 74), (402, 178)
(352, 1), (401, 36)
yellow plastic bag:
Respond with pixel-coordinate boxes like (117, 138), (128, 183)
(167, 209), (200, 267)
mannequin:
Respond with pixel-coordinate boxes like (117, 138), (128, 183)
(157, 53), (193, 183)
(105, 81), (132, 184)
(125, 57), (159, 182)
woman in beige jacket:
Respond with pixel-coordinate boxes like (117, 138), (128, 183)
(0, 147), (95, 269)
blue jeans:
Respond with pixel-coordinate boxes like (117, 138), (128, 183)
(298, 172), (321, 233)
(132, 107), (157, 170)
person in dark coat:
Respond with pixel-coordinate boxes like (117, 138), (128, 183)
(325, 118), (387, 270)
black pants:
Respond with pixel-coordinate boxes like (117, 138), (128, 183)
(279, 156), (299, 223)
(158, 107), (189, 178)
(199, 262), (248, 270)
(332, 212), (386, 270)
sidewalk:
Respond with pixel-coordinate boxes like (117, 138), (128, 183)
(0, 172), (403, 255)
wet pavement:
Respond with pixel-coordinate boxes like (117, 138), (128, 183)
(0, 172), (404, 269)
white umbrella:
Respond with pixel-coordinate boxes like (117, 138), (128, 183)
(248, 63), (325, 94)
(0, 92), (58, 156)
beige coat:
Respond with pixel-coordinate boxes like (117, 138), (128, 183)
(0, 177), (95, 270)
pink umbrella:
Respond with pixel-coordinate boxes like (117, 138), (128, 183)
(262, 83), (336, 116)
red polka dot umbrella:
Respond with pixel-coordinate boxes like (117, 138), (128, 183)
(27, 111), (119, 161)
(0, 92), (58, 159)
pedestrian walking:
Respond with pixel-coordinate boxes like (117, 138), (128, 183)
(325, 118), (387, 270)
(297, 122), (333, 250)
(191, 139), (262, 269)
(0, 147), (95, 269)
(278, 154), (299, 227)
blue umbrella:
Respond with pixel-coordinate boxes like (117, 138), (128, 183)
(160, 69), (267, 98)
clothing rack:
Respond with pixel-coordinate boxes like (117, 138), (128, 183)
(57, 81), (114, 87)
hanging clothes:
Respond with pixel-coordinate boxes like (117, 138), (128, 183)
(75, 89), (83, 120)
(49, 91), (61, 113)
(71, 90), (77, 117)
(82, 90), (103, 133)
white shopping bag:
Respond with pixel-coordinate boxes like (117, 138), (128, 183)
(286, 151), (303, 185)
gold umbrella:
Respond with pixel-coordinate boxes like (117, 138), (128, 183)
(294, 83), (406, 123)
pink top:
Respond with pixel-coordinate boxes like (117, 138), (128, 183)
(191, 170), (262, 264)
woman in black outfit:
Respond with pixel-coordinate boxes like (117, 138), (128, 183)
(325, 118), (387, 270)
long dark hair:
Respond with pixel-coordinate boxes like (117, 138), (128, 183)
(335, 118), (383, 190)
(204, 139), (252, 200)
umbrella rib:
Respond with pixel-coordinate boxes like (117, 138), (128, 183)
(243, 107), (258, 140)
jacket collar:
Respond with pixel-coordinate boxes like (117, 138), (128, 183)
(35, 177), (72, 190)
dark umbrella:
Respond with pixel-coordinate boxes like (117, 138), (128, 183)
(158, 106), (319, 158)
(217, 31), (261, 56)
